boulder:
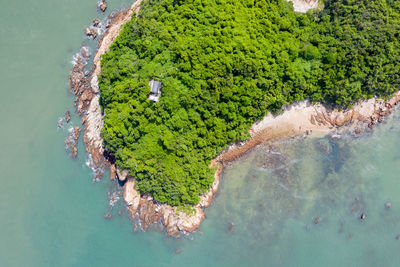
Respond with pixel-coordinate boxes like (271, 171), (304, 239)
(93, 18), (101, 27)
(71, 145), (78, 158)
(77, 88), (94, 116)
(73, 126), (81, 144)
(98, 0), (107, 12)
(80, 46), (91, 61)
(57, 118), (64, 129)
(85, 27), (98, 39)
(65, 110), (71, 123)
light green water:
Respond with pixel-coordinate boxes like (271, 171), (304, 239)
(2, 0), (400, 266)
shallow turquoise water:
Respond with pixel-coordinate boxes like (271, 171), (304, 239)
(1, 0), (400, 266)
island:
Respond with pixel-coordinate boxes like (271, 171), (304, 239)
(69, 0), (400, 237)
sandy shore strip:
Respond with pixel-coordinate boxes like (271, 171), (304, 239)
(218, 94), (400, 164)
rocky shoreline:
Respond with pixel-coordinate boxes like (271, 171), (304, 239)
(217, 95), (400, 163)
(68, 0), (220, 237)
(68, 0), (400, 238)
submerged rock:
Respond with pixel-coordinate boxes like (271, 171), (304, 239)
(71, 146), (78, 158)
(57, 118), (64, 129)
(338, 222), (344, 234)
(228, 222), (235, 231)
(65, 110), (71, 123)
(69, 54), (86, 96)
(314, 217), (320, 224)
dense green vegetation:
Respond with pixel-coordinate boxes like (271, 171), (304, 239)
(99, 0), (400, 206)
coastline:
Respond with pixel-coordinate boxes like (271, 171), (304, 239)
(69, 0), (400, 238)
(218, 95), (400, 164)
(70, 0), (215, 237)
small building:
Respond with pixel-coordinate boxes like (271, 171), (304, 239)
(148, 79), (162, 102)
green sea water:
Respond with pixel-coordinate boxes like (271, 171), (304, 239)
(1, 0), (400, 266)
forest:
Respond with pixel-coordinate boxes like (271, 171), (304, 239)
(98, 0), (400, 206)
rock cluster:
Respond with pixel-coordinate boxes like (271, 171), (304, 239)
(121, 163), (221, 238)
(311, 100), (400, 131)
(69, 46), (94, 117)
(85, 18), (104, 40)
(123, 178), (204, 238)
(65, 126), (81, 158)
(310, 97), (400, 130)
(79, 1), (143, 182)
(68, 0), (222, 237)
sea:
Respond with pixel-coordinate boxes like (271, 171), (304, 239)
(1, 0), (400, 266)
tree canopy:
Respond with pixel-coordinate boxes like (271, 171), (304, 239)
(99, 0), (400, 206)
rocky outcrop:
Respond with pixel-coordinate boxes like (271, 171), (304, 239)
(80, 0), (143, 182)
(109, 164), (116, 180)
(81, 95), (105, 181)
(98, 0), (107, 12)
(64, 0), (219, 237)
(69, 55), (86, 95)
(65, 126), (81, 158)
(76, 87), (94, 116)
(65, 110), (71, 123)
(57, 118), (64, 129)
(116, 168), (128, 182)
(85, 27), (98, 39)
(93, 18), (101, 27)
(121, 162), (221, 238)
